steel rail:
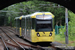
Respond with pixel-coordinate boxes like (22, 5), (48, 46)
(0, 36), (9, 50)
(17, 41), (44, 50)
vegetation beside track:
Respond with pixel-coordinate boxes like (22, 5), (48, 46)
(55, 11), (75, 46)
(55, 34), (75, 46)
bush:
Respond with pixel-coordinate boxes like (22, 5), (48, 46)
(59, 11), (75, 41)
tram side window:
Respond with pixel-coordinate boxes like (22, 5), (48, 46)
(30, 18), (32, 29)
(17, 19), (20, 28)
(26, 18), (28, 30)
(29, 17), (31, 30)
(21, 19), (23, 28)
(28, 17), (30, 30)
(21, 18), (25, 28)
(15, 20), (17, 28)
(32, 18), (36, 30)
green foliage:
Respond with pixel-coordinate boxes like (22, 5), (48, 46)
(59, 11), (75, 41)
(0, 0), (65, 26)
(59, 26), (65, 37)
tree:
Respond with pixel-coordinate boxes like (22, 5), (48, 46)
(0, 0), (65, 26)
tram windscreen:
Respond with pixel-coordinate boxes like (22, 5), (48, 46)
(36, 20), (53, 31)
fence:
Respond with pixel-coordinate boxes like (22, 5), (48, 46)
(55, 25), (64, 35)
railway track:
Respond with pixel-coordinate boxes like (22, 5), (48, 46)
(0, 27), (45, 50)
(0, 28), (26, 50)
(3, 27), (16, 34)
(3, 27), (64, 50)
(1, 26), (75, 50)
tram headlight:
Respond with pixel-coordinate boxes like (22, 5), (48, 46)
(37, 33), (40, 37)
(49, 32), (52, 36)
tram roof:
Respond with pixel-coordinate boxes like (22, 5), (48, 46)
(31, 12), (53, 15)
(22, 12), (54, 18)
(15, 12), (54, 19)
(22, 15), (31, 18)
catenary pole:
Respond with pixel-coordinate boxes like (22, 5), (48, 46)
(65, 8), (68, 44)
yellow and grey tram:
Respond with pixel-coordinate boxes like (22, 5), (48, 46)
(15, 12), (55, 43)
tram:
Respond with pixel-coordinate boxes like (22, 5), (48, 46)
(15, 12), (55, 43)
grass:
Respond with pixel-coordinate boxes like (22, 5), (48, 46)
(54, 34), (75, 46)
(54, 34), (65, 42)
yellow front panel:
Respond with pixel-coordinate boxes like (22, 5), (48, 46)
(37, 37), (53, 42)
(36, 32), (54, 42)
(31, 29), (55, 42)
(39, 32), (53, 37)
